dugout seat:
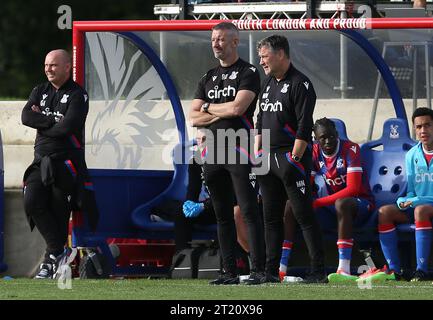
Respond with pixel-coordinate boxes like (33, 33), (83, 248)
(131, 141), (189, 232)
(358, 118), (418, 271)
(329, 118), (349, 140)
(131, 140), (216, 239)
(359, 118), (416, 232)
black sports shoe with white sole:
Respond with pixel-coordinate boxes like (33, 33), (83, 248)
(209, 273), (239, 285)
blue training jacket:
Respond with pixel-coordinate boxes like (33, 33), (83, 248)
(397, 142), (433, 209)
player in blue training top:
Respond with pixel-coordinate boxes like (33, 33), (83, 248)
(363, 107), (433, 282)
(278, 118), (374, 283)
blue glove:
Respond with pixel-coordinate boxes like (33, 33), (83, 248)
(189, 202), (205, 217)
(183, 200), (192, 209)
(182, 201), (204, 218)
(182, 200), (195, 215)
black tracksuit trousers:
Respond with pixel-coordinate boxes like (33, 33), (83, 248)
(23, 166), (71, 261)
(204, 163), (265, 275)
(257, 151), (325, 276)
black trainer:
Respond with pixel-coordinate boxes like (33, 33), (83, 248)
(34, 262), (54, 279)
(245, 272), (280, 285)
(410, 269), (430, 282)
(35, 253), (57, 279)
(301, 271), (328, 284)
(244, 272), (265, 285)
(209, 273), (239, 285)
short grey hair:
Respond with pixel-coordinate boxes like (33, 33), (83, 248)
(257, 35), (290, 58)
(212, 22), (239, 38)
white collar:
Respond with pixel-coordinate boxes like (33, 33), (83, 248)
(422, 144), (433, 155)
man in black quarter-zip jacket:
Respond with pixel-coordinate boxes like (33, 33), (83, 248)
(252, 35), (326, 284)
(22, 49), (98, 279)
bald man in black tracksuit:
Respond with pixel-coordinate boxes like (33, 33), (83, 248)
(22, 49), (98, 279)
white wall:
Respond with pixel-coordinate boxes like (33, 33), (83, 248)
(1, 98), (423, 188)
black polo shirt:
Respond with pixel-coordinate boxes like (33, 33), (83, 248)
(256, 64), (316, 153)
(194, 58), (260, 148)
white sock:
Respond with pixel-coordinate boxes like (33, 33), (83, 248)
(279, 264), (287, 274)
(337, 259), (351, 275)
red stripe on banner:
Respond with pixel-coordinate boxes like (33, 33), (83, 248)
(73, 18), (433, 33)
(378, 224), (396, 233)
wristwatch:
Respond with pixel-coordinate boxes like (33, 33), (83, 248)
(202, 102), (210, 113)
(292, 154), (301, 162)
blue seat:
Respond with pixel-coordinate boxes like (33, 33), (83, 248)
(359, 118), (416, 232)
(131, 141), (190, 231)
(131, 140), (217, 238)
(329, 118), (349, 140)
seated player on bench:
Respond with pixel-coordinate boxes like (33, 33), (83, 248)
(363, 108), (433, 282)
(279, 118), (375, 283)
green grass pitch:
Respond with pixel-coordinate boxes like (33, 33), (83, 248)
(1, 278), (433, 300)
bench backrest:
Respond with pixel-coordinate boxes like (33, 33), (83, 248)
(329, 118), (349, 141)
(360, 118), (416, 209)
